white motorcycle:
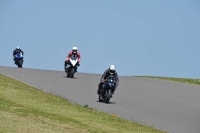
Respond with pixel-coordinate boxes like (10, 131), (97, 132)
(65, 56), (79, 78)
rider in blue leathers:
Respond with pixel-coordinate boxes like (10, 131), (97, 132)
(13, 46), (24, 64)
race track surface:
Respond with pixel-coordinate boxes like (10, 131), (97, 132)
(1, 66), (200, 133)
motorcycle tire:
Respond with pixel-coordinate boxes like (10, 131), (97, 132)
(70, 68), (75, 78)
(18, 60), (22, 68)
(105, 89), (112, 103)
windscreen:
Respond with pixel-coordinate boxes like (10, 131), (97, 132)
(107, 75), (116, 82)
(16, 52), (22, 56)
(70, 55), (78, 61)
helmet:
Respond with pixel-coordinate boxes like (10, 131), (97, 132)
(72, 47), (78, 54)
(109, 65), (115, 74)
(16, 46), (20, 49)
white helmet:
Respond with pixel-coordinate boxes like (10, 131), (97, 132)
(109, 65), (115, 74)
(16, 46), (20, 49)
(72, 47), (78, 53)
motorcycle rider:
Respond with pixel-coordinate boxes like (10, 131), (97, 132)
(13, 46), (24, 64)
(64, 47), (81, 72)
(97, 65), (119, 96)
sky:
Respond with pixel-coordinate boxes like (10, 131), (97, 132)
(0, 0), (200, 78)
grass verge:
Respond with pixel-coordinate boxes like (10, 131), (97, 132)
(134, 76), (200, 86)
(0, 74), (166, 133)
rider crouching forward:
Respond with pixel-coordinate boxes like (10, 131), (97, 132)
(97, 65), (119, 95)
(13, 46), (24, 65)
(64, 47), (81, 72)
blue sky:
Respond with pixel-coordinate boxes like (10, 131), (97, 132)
(1, 0), (200, 78)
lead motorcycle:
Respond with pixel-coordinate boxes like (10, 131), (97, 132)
(98, 75), (117, 103)
(14, 52), (24, 68)
(65, 56), (79, 78)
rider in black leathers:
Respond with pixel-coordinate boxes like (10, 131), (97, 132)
(13, 46), (24, 64)
(97, 65), (119, 95)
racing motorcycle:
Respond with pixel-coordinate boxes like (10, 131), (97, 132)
(65, 55), (79, 78)
(14, 52), (24, 68)
(98, 75), (117, 103)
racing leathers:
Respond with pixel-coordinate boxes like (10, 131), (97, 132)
(13, 48), (24, 64)
(97, 69), (119, 95)
(64, 51), (81, 72)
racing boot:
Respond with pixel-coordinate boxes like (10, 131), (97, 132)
(97, 83), (102, 95)
(110, 91), (114, 98)
(112, 88), (116, 94)
(13, 58), (16, 64)
(64, 61), (68, 72)
(100, 88), (104, 99)
(75, 63), (80, 72)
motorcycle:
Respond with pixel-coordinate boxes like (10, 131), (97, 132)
(98, 75), (117, 103)
(14, 52), (23, 68)
(65, 56), (79, 78)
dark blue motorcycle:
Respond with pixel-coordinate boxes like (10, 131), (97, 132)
(98, 75), (117, 103)
(14, 52), (23, 68)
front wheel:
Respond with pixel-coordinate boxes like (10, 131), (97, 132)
(104, 89), (112, 103)
(18, 60), (23, 68)
(70, 68), (75, 78)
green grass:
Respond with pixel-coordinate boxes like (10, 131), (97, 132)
(0, 74), (166, 133)
(134, 76), (200, 86)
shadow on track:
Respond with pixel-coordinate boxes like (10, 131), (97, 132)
(63, 76), (78, 79)
(96, 101), (116, 104)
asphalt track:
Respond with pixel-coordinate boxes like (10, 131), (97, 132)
(1, 66), (200, 133)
